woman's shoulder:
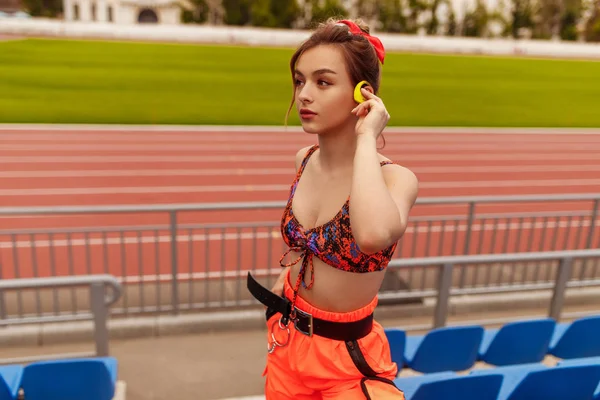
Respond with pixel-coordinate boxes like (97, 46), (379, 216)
(378, 155), (419, 187)
(294, 145), (317, 171)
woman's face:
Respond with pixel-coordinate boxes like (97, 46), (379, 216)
(293, 44), (357, 135)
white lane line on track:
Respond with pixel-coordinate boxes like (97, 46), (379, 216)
(0, 169), (294, 178)
(3, 134), (600, 145)
(4, 143), (600, 151)
(1, 179), (600, 196)
(1, 219), (595, 249)
(0, 184), (289, 196)
(2, 153), (600, 163)
(1, 124), (600, 134)
(2, 165), (600, 178)
(412, 165), (600, 173)
(421, 178), (600, 188)
(0, 135), (310, 143)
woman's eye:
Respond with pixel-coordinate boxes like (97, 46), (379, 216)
(294, 79), (304, 86)
(319, 80), (331, 86)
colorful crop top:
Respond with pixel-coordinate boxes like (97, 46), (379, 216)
(279, 144), (398, 304)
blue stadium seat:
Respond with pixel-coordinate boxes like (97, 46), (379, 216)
(21, 357), (117, 400)
(558, 356), (600, 367)
(557, 357), (600, 400)
(394, 371), (457, 399)
(469, 362), (549, 393)
(409, 374), (504, 400)
(471, 363), (600, 400)
(0, 365), (24, 400)
(384, 328), (406, 371)
(478, 318), (556, 366)
(403, 325), (484, 373)
(506, 364), (600, 400)
(549, 315), (600, 359)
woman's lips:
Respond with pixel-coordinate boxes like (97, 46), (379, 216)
(300, 109), (317, 119)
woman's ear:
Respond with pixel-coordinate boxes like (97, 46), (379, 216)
(354, 80), (373, 103)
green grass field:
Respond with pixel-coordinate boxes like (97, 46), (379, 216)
(0, 38), (598, 127)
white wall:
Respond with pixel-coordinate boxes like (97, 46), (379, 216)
(159, 7), (179, 25)
(1, 18), (599, 59)
(115, 4), (137, 24)
(63, 0), (179, 25)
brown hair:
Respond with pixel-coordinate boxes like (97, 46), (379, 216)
(284, 17), (386, 148)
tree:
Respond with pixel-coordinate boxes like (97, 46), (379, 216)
(21, 0), (62, 17)
(533, 0), (563, 39)
(310, 0), (349, 26)
(223, 0), (251, 25)
(445, 4), (457, 35)
(181, 0), (209, 23)
(530, 0), (583, 40)
(378, 0), (408, 33)
(204, 0), (225, 24)
(249, 0), (275, 27)
(426, 0), (442, 35)
(270, 0), (301, 28)
(462, 0), (489, 37)
(222, 0), (300, 28)
(560, 0), (584, 40)
(510, 0), (534, 38)
(482, 0), (511, 37)
(356, 0), (378, 22)
(584, 0), (600, 41)
(405, 0), (428, 33)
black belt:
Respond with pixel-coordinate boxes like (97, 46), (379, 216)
(247, 272), (373, 341)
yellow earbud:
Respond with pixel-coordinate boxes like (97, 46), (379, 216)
(354, 80), (370, 103)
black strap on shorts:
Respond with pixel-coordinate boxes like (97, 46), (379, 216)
(247, 272), (373, 341)
(346, 341), (404, 398)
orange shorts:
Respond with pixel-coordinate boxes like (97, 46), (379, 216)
(262, 270), (405, 400)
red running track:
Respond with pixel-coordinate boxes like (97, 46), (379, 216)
(1, 127), (599, 280)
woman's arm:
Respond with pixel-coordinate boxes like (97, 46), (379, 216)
(349, 88), (419, 254)
(350, 135), (418, 254)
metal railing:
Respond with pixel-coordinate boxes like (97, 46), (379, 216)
(0, 193), (598, 317)
(0, 250), (598, 342)
(0, 274), (122, 365)
(380, 248), (600, 331)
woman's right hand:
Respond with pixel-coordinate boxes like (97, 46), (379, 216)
(271, 279), (284, 297)
(264, 276), (285, 311)
(270, 267), (289, 297)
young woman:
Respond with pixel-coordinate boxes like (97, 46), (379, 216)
(247, 17), (419, 400)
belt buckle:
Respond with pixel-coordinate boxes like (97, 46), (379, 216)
(293, 307), (313, 337)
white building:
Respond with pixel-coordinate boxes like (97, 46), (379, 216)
(63, 0), (510, 27)
(63, 0), (183, 24)
(59, 0), (516, 31)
